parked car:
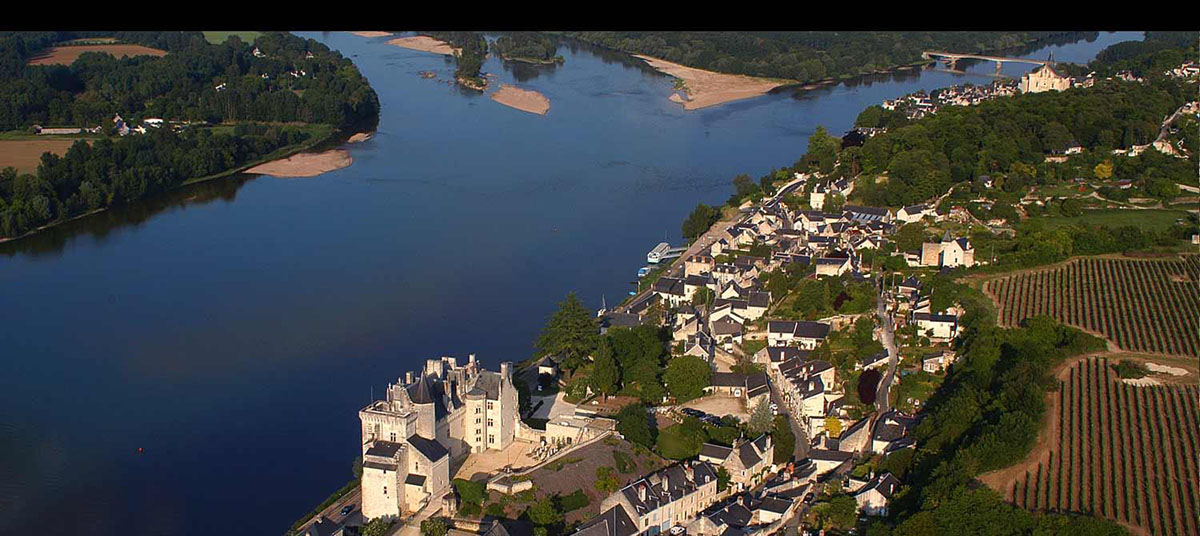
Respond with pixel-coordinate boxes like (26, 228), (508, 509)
(340, 504), (354, 516)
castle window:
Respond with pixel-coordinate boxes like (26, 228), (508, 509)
(487, 401), (494, 410)
(487, 419), (494, 427)
(389, 432), (396, 442)
(383, 486), (388, 495)
(488, 435), (494, 443)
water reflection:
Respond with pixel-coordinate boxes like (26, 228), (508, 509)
(0, 175), (251, 258)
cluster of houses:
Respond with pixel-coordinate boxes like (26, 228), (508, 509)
(1166, 61), (1199, 79)
(881, 79), (1020, 120)
(575, 434), (797, 536)
(575, 173), (981, 534)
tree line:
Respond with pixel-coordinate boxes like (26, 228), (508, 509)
(491, 32), (562, 64)
(561, 32), (1089, 84)
(0, 124), (315, 238)
(0, 31), (379, 130)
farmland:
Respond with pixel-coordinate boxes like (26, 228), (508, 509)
(202, 32), (264, 45)
(981, 357), (1199, 536)
(983, 256), (1200, 357)
(27, 44), (167, 66)
(0, 139), (85, 174)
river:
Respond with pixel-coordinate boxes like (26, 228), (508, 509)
(0, 31), (1141, 535)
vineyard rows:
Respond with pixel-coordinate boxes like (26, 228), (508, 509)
(984, 256), (1200, 357)
(1005, 358), (1198, 536)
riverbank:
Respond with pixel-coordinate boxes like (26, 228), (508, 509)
(633, 55), (790, 111)
(387, 35), (458, 56)
(490, 84), (550, 115)
(0, 125), (339, 245)
(245, 148), (353, 178)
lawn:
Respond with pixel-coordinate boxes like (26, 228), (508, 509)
(1022, 208), (1188, 231)
(203, 32), (263, 44)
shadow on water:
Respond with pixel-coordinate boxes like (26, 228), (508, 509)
(0, 174), (254, 258)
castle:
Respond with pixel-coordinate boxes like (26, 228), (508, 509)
(359, 355), (519, 519)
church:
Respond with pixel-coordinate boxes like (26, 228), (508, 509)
(1019, 63), (1072, 93)
(358, 355), (519, 519)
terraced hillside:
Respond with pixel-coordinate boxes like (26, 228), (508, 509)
(984, 358), (1198, 536)
(983, 256), (1200, 357)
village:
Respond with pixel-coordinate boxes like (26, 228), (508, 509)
(294, 44), (1198, 536)
(298, 156), (988, 536)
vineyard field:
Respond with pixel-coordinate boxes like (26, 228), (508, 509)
(983, 256), (1200, 358)
(981, 357), (1199, 536)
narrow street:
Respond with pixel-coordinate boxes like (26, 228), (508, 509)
(874, 278), (899, 414)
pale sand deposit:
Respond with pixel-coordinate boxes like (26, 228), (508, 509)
(350, 31), (392, 38)
(634, 55), (790, 111)
(245, 149), (352, 178)
(348, 132), (373, 143)
(387, 36), (458, 56)
(1145, 362), (1189, 376)
(490, 84), (550, 115)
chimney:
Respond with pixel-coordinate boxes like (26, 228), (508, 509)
(405, 371), (414, 384)
(638, 484), (647, 502)
(501, 361), (512, 380)
(469, 353), (477, 365)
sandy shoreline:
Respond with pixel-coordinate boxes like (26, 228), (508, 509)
(387, 36), (458, 56)
(490, 84), (550, 115)
(245, 149), (353, 178)
(350, 31), (392, 38)
(348, 132), (373, 143)
(634, 55), (790, 111)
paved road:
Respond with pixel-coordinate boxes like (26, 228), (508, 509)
(874, 278), (899, 414)
(297, 485), (362, 534)
(616, 176), (806, 314)
(768, 375), (809, 460)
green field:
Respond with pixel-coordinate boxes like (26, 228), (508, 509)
(1024, 208), (1190, 231)
(203, 32), (263, 45)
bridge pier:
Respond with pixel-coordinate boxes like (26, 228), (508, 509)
(995, 60), (1003, 75)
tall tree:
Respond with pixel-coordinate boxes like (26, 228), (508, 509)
(591, 337), (620, 397)
(535, 292), (598, 372)
(663, 355), (712, 402)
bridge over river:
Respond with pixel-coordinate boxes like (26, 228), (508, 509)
(923, 50), (1050, 74)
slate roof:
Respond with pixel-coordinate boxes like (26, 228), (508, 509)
(766, 346), (811, 362)
(618, 461), (717, 517)
(857, 472), (901, 500)
(364, 440), (403, 459)
(469, 370), (503, 400)
(405, 474), (427, 486)
(807, 448), (853, 462)
(768, 320), (831, 339)
(407, 435), (449, 461)
(700, 443), (733, 461)
(573, 507), (638, 536)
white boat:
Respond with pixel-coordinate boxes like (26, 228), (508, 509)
(646, 242), (670, 264)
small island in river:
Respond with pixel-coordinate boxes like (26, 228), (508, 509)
(349, 31), (392, 38)
(490, 84), (550, 115)
(634, 54), (790, 110)
(245, 149), (353, 178)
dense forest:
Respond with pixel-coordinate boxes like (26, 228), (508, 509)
(490, 32), (563, 64)
(0, 31), (380, 239)
(0, 31), (379, 130)
(560, 32), (1085, 83)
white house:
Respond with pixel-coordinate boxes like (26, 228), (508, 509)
(767, 321), (831, 349)
(854, 472), (900, 516)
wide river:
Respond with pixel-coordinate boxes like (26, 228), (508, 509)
(0, 31), (1140, 535)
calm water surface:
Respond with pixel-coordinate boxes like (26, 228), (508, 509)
(0, 31), (1141, 535)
